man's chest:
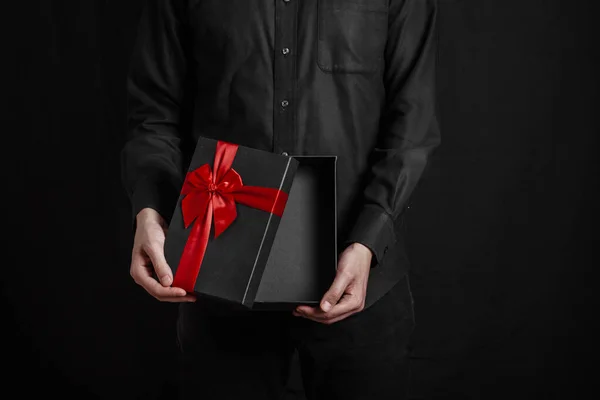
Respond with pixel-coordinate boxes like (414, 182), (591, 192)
(186, 0), (392, 75)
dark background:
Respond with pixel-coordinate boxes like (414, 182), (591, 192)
(3, 0), (598, 398)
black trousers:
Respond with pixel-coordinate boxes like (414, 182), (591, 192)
(175, 275), (415, 400)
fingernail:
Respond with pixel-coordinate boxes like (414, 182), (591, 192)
(321, 301), (332, 312)
(162, 276), (172, 286)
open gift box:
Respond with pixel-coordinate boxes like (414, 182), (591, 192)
(164, 137), (337, 311)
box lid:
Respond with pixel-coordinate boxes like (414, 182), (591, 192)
(164, 137), (299, 307)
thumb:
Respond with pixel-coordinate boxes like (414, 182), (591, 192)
(320, 270), (352, 312)
(145, 243), (173, 287)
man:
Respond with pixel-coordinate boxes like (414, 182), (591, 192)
(121, 0), (439, 398)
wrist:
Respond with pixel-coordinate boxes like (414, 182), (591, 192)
(136, 207), (166, 227)
(348, 242), (373, 263)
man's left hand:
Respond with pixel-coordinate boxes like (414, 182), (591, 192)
(293, 242), (372, 324)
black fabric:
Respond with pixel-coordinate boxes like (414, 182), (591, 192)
(176, 276), (415, 400)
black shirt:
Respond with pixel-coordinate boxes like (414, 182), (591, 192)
(121, 0), (440, 308)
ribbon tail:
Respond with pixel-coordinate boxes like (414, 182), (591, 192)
(233, 186), (289, 217)
(172, 200), (214, 292)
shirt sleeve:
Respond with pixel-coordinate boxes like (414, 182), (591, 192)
(343, 0), (441, 267)
(120, 0), (192, 230)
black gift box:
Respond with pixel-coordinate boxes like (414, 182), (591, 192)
(253, 156), (338, 311)
(165, 137), (338, 311)
(164, 137), (298, 309)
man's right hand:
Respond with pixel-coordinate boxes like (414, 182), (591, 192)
(129, 208), (196, 302)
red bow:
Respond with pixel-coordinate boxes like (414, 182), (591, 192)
(172, 140), (289, 292)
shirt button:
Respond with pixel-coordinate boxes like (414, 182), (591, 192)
(281, 151), (289, 156)
(283, 0), (290, 3)
(282, 47), (290, 55)
(281, 100), (289, 108)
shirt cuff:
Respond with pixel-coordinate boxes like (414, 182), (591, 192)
(130, 175), (180, 232)
(342, 204), (397, 268)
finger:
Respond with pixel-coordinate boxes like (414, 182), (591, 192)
(321, 293), (361, 319)
(318, 269), (353, 312)
(130, 250), (152, 282)
(143, 242), (173, 287)
(168, 295), (197, 303)
(299, 293), (360, 321)
(156, 294), (197, 303)
(296, 307), (357, 325)
(317, 311), (357, 325)
(137, 274), (189, 299)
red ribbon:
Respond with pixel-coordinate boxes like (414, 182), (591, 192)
(172, 140), (289, 292)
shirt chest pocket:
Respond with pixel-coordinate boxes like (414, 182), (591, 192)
(317, 0), (389, 74)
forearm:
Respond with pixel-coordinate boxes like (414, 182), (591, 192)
(343, 0), (441, 267)
(121, 0), (191, 229)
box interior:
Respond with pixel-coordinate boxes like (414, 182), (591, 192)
(253, 155), (337, 310)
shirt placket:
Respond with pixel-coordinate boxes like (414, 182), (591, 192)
(273, 0), (298, 156)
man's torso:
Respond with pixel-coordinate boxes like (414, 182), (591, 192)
(176, 0), (410, 307)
